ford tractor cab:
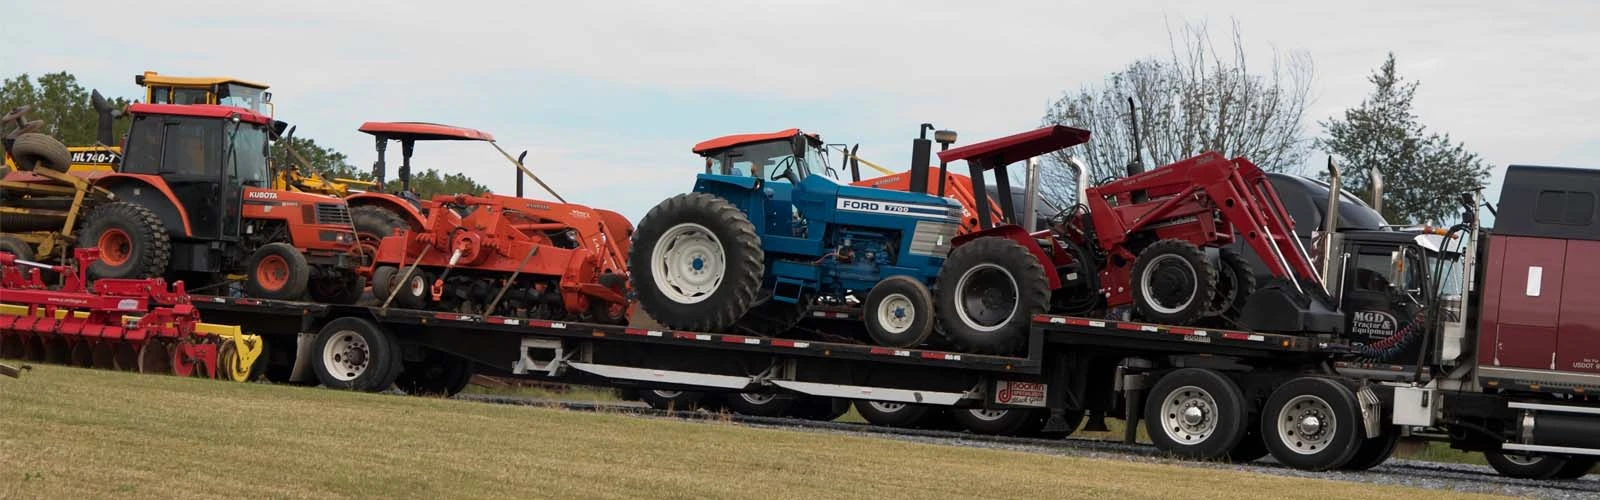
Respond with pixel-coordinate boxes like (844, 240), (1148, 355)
(631, 127), (964, 347)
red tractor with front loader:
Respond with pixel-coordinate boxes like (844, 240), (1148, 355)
(928, 124), (1339, 354)
(1, 103), (365, 303)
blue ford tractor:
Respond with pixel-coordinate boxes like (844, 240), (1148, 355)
(630, 127), (964, 347)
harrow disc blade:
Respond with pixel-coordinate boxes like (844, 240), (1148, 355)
(112, 342), (139, 371)
(0, 333), (20, 359)
(69, 341), (95, 368)
(91, 342), (117, 370)
(137, 341), (173, 375)
(170, 343), (208, 378)
(41, 336), (69, 364)
(20, 334), (45, 362)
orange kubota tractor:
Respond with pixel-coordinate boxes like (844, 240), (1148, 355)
(359, 122), (634, 323)
(0, 103), (364, 303)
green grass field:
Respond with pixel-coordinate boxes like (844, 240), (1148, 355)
(0, 365), (1508, 500)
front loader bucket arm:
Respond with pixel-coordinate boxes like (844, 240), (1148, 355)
(1218, 158), (1325, 291)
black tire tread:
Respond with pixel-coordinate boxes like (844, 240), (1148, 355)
(1144, 368), (1249, 460)
(629, 192), (764, 332)
(1131, 239), (1217, 325)
(864, 275), (935, 348)
(244, 242), (311, 300)
(935, 236), (1052, 355)
(10, 133), (71, 171)
(77, 201), (171, 280)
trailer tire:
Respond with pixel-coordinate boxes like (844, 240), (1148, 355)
(1132, 239), (1216, 325)
(863, 276), (935, 348)
(396, 349), (471, 397)
(631, 193), (764, 333)
(854, 400), (937, 428)
(312, 317), (400, 392)
(1145, 368), (1249, 460)
(722, 392), (797, 417)
(637, 389), (711, 412)
(954, 408), (1082, 437)
(788, 397), (851, 421)
(78, 201), (171, 280)
(1207, 248), (1256, 319)
(936, 236), (1051, 355)
(1228, 429), (1272, 463)
(9, 133), (71, 172)
(1484, 452), (1571, 480)
(1261, 377), (1364, 471)
(1557, 458), (1596, 479)
(1341, 427), (1401, 471)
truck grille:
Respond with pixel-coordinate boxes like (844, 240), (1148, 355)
(315, 203), (352, 225)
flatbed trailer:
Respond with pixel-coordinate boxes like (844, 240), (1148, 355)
(189, 290), (1600, 479)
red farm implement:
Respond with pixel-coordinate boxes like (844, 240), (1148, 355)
(0, 248), (262, 380)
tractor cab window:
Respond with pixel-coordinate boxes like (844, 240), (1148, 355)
(227, 122), (270, 187)
(217, 84), (267, 115)
(723, 139), (812, 184)
(148, 86), (172, 104)
(158, 117), (224, 177)
(172, 87), (210, 105)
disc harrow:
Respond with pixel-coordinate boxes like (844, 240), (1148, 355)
(0, 248), (262, 380)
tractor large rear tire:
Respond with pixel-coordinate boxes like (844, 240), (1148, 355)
(1131, 239), (1217, 326)
(351, 205), (410, 267)
(9, 133), (71, 172)
(630, 193), (764, 333)
(935, 237), (1051, 355)
(0, 235), (35, 261)
(77, 201), (171, 280)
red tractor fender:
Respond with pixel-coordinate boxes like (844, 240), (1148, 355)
(88, 172), (193, 237)
(345, 192), (428, 230)
(952, 224), (1062, 289)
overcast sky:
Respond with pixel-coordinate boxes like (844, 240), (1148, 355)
(4, 1), (1594, 220)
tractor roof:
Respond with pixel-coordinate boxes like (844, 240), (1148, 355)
(692, 128), (819, 155)
(137, 71), (269, 89)
(127, 103), (272, 125)
(937, 125), (1091, 169)
(358, 122), (495, 142)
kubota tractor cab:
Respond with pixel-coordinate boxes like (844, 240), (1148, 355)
(71, 103), (363, 303)
(631, 127), (964, 347)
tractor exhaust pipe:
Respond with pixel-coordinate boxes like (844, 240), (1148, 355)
(909, 124), (934, 194)
(91, 90), (115, 146)
(1066, 156), (1089, 207)
(1022, 156), (1041, 232)
(1370, 168), (1384, 215)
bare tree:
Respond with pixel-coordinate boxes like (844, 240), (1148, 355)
(1038, 20), (1314, 208)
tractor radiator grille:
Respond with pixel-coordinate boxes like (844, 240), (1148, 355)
(909, 221), (959, 258)
(315, 203), (352, 225)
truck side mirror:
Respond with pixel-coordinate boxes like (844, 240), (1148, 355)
(1390, 249), (1406, 290)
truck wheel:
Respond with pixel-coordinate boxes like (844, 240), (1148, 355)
(630, 193), (764, 333)
(935, 237), (1051, 355)
(393, 269), (434, 310)
(1556, 458), (1596, 479)
(1261, 377), (1364, 471)
(854, 400), (936, 428)
(1341, 427), (1401, 471)
(1207, 248), (1256, 318)
(722, 392), (796, 417)
(351, 205), (410, 267)
(245, 243), (311, 301)
(1145, 368), (1248, 460)
(1131, 239), (1216, 325)
(312, 317), (400, 392)
(864, 276), (935, 348)
(637, 389), (710, 411)
(396, 349), (471, 397)
(1484, 452), (1571, 480)
(9, 133), (71, 171)
(788, 397), (850, 421)
(77, 201), (171, 280)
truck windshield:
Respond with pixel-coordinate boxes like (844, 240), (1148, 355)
(228, 123), (271, 187)
(218, 84), (268, 115)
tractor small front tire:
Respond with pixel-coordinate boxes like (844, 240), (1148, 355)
(245, 243), (311, 301)
(9, 133), (71, 172)
(1131, 239), (1217, 325)
(864, 276), (935, 348)
(393, 269), (434, 310)
(630, 193), (764, 333)
(588, 272), (631, 325)
(77, 201), (171, 280)
(935, 237), (1052, 355)
(1207, 248), (1257, 319)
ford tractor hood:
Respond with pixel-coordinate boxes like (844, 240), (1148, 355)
(810, 177), (963, 221)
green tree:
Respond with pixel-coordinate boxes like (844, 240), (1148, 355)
(274, 135), (370, 181)
(1, 72), (133, 146)
(387, 168), (491, 199)
(1317, 53), (1491, 224)
(1041, 21), (1313, 207)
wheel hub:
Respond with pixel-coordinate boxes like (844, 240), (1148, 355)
(1160, 385), (1218, 443)
(1140, 254), (1198, 314)
(876, 293), (916, 334)
(1277, 394), (1338, 455)
(323, 331), (371, 381)
(954, 263), (1019, 333)
(652, 223), (726, 305)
